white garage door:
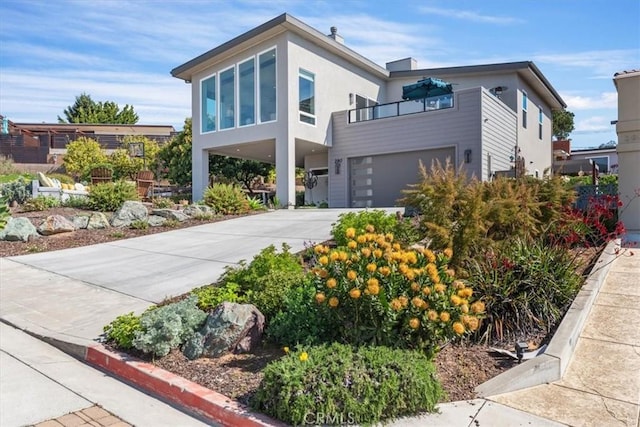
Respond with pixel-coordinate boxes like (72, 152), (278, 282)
(349, 147), (456, 207)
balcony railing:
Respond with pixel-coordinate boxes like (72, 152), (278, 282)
(348, 94), (454, 124)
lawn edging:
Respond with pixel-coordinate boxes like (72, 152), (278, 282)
(475, 239), (620, 397)
(85, 344), (287, 427)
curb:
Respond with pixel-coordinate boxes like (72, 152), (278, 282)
(475, 239), (620, 397)
(85, 344), (287, 427)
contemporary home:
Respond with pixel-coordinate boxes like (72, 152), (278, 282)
(553, 139), (618, 175)
(171, 13), (565, 208)
(0, 117), (175, 168)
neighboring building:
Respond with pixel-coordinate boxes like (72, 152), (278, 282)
(0, 117), (176, 166)
(171, 13), (565, 208)
(553, 140), (618, 175)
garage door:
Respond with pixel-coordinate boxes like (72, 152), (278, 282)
(349, 147), (455, 207)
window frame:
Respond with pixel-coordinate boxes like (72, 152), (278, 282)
(538, 106), (543, 140)
(219, 65), (236, 131)
(298, 68), (316, 126)
(258, 47), (277, 124)
(522, 91), (528, 129)
(200, 72), (217, 134)
(238, 56), (256, 128)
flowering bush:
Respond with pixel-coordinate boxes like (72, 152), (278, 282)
(311, 225), (483, 355)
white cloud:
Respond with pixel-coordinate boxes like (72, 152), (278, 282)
(533, 50), (639, 78)
(562, 92), (617, 110)
(418, 6), (524, 25)
(574, 116), (614, 133)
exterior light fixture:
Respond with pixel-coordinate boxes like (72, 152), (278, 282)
(515, 341), (528, 363)
(464, 149), (472, 164)
(334, 158), (343, 175)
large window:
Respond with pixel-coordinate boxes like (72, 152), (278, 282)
(522, 92), (528, 129)
(239, 58), (255, 126)
(259, 48), (277, 123)
(201, 74), (216, 133)
(220, 67), (235, 130)
(299, 69), (315, 125)
(589, 156), (609, 173)
(538, 107), (543, 140)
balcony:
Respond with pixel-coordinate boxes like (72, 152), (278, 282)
(348, 94), (454, 124)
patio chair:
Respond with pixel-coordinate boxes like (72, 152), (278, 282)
(90, 167), (113, 185)
(136, 170), (155, 200)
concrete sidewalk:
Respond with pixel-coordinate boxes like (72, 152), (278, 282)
(1, 210), (638, 426)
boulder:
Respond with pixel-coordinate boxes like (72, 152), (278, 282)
(183, 204), (213, 217)
(111, 201), (148, 228)
(37, 215), (76, 236)
(0, 217), (39, 242)
(87, 212), (110, 230)
(72, 215), (90, 230)
(182, 302), (265, 360)
(151, 209), (189, 222)
(147, 215), (167, 227)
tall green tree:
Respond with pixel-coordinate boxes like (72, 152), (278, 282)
(58, 93), (139, 124)
(158, 118), (193, 186)
(209, 156), (272, 195)
(552, 109), (575, 140)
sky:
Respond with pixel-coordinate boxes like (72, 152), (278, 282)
(0, 0), (638, 149)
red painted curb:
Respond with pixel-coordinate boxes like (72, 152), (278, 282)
(86, 344), (287, 427)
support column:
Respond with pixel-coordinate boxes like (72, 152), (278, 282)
(275, 135), (296, 209)
(614, 71), (640, 246)
(192, 148), (209, 202)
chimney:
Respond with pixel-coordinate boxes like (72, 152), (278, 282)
(328, 26), (344, 44)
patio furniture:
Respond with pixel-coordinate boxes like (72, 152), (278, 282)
(136, 170), (155, 200)
(90, 167), (113, 185)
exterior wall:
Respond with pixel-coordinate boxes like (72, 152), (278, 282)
(569, 148), (618, 174)
(480, 90), (518, 179)
(330, 87), (494, 207)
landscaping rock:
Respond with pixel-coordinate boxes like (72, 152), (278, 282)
(183, 204), (213, 217)
(0, 217), (39, 242)
(111, 201), (148, 228)
(37, 215), (76, 236)
(72, 215), (90, 230)
(151, 209), (189, 222)
(183, 302), (265, 360)
(147, 215), (167, 227)
(87, 212), (110, 230)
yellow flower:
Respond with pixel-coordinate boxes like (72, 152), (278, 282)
(317, 269), (328, 278)
(367, 282), (380, 296)
(365, 224), (375, 233)
(460, 304), (469, 314)
(357, 235), (367, 244)
(453, 280), (466, 290)
(392, 243), (402, 251)
(422, 286), (432, 296)
(409, 318), (420, 329)
(283, 346), (290, 354)
(463, 288), (474, 298)
(440, 312), (450, 322)
(347, 270), (357, 281)
(385, 233), (394, 242)
(314, 245), (325, 254)
(398, 296), (409, 308)
(412, 297), (426, 309)
(338, 251), (348, 261)
(390, 298), (403, 311)
(434, 283), (446, 293)
(345, 227), (356, 239)
(319, 256), (329, 265)
(443, 248), (453, 258)
(399, 263), (409, 274)
(373, 249), (383, 258)
(349, 288), (361, 299)
(350, 254), (360, 262)
(431, 273), (441, 284)
(330, 251), (340, 261)
(366, 263), (377, 273)
(467, 317), (480, 331)
(361, 248), (371, 258)
(299, 351), (309, 362)
(406, 252), (418, 265)
(315, 293), (326, 304)
(347, 240), (358, 249)
(411, 282), (420, 292)
(329, 297), (339, 308)
(423, 249), (436, 263)
(446, 268), (456, 278)
(426, 263), (438, 275)
(452, 322), (465, 335)
(378, 266), (391, 276)
(451, 295), (462, 306)
(427, 310), (438, 321)
(471, 301), (485, 314)
(326, 278), (337, 288)
(404, 270), (415, 281)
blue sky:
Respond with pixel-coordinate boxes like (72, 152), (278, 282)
(0, 0), (638, 148)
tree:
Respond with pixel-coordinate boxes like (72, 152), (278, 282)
(552, 110), (575, 140)
(58, 93), (139, 124)
(158, 118), (193, 186)
(209, 156), (272, 195)
(63, 137), (108, 178)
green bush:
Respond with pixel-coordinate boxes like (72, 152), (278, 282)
(0, 155), (19, 175)
(267, 279), (333, 346)
(130, 219), (149, 230)
(0, 195), (10, 230)
(133, 295), (206, 357)
(466, 238), (582, 343)
(151, 197), (174, 209)
(21, 195), (61, 212)
(191, 282), (242, 311)
(88, 181), (138, 211)
(1, 177), (31, 205)
(61, 196), (91, 209)
(203, 183), (250, 215)
(247, 196), (266, 211)
(103, 312), (142, 350)
(251, 343), (443, 425)
(331, 210), (399, 247)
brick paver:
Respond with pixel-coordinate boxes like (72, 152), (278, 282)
(32, 405), (132, 427)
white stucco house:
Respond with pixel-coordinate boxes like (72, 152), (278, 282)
(171, 13), (565, 208)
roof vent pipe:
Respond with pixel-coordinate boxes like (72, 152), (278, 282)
(328, 26), (344, 44)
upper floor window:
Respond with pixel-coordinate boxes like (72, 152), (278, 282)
(522, 92), (528, 129)
(239, 58), (255, 126)
(201, 74), (216, 133)
(299, 69), (315, 125)
(259, 48), (277, 123)
(538, 107), (543, 140)
(219, 67), (235, 130)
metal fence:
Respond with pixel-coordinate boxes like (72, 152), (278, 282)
(574, 184), (618, 211)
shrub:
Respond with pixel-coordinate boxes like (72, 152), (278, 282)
(191, 282), (242, 311)
(63, 137), (108, 179)
(267, 279), (333, 346)
(61, 196), (91, 209)
(88, 181), (138, 211)
(0, 196), (10, 230)
(0, 154), (19, 175)
(203, 183), (249, 215)
(311, 227), (483, 356)
(192, 212), (215, 221)
(247, 196), (266, 211)
(21, 195), (61, 212)
(1, 177), (31, 204)
(133, 295), (206, 357)
(466, 238), (582, 343)
(331, 210), (399, 247)
(130, 219), (149, 230)
(251, 343), (443, 425)
(163, 219), (179, 228)
(103, 312), (142, 350)
(151, 197), (174, 209)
